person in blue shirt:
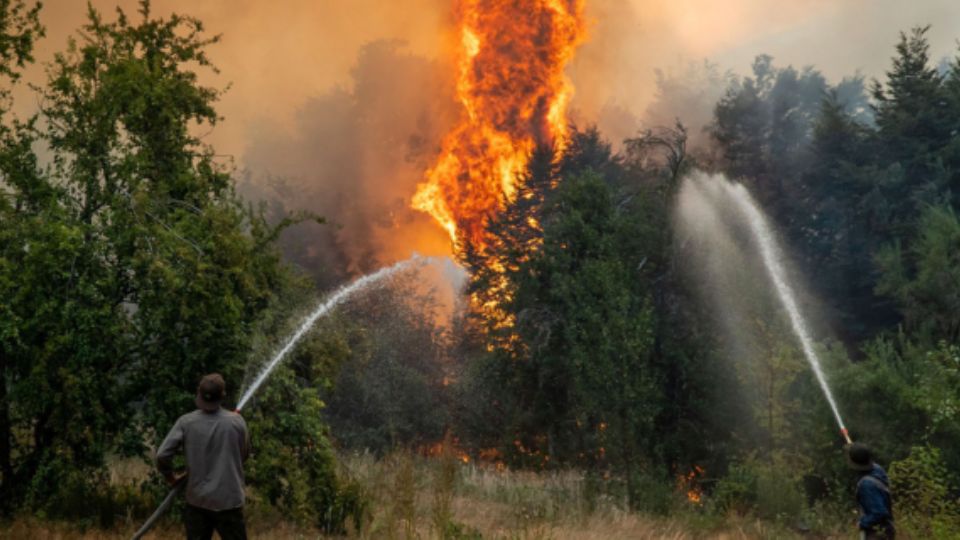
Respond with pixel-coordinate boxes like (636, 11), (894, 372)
(847, 442), (895, 539)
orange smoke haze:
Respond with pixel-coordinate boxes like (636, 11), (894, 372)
(412, 0), (585, 252)
(15, 0), (450, 161)
(21, 1), (960, 273)
(25, 1), (960, 159)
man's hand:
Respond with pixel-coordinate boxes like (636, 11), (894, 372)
(165, 472), (186, 487)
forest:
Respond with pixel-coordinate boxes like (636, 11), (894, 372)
(1, 1), (959, 538)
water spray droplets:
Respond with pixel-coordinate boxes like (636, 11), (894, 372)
(680, 173), (848, 434)
(726, 182), (847, 432)
(236, 255), (441, 411)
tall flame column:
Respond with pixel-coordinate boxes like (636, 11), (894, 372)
(412, 0), (586, 253)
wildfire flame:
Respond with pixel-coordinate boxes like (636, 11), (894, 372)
(677, 465), (705, 504)
(412, 0), (586, 252)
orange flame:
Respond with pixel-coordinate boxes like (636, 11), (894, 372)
(412, 0), (586, 252)
(677, 465), (705, 504)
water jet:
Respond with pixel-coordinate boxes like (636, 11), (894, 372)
(677, 172), (850, 442)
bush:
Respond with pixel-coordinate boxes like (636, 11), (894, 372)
(245, 366), (368, 533)
(755, 466), (804, 522)
(710, 462), (756, 515)
(888, 446), (960, 538)
(23, 458), (161, 529)
(629, 470), (680, 515)
(709, 458), (804, 522)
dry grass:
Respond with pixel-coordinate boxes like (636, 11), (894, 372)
(0, 452), (852, 539)
(337, 451), (843, 540)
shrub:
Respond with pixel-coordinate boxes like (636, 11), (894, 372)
(888, 445), (960, 538)
(709, 458), (804, 522)
(630, 470), (680, 515)
(710, 462), (756, 515)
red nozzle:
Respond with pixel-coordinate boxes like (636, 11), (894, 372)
(840, 428), (852, 445)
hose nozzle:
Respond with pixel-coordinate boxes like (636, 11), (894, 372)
(840, 427), (852, 445)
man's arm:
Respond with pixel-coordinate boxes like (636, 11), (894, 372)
(857, 480), (890, 530)
(156, 418), (185, 485)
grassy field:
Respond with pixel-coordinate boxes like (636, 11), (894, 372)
(0, 452), (855, 539)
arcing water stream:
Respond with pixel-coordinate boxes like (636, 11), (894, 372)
(678, 173), (849, 441)
(236, 255), (421, 410)
(133, 255), (429, 540)
(724, 182), (848, 437)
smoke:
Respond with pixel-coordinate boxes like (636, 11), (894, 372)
(21, 0), (960, 276)
(241, 40), (458, 279)
(569, 0), (960, 144)
(19, 0), (451, 158)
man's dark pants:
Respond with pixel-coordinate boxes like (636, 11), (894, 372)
(184, 504), (247, 540)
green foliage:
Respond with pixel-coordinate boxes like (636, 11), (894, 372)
(710, 462), (757, 515)
(3, 1), (960, 534)
(754, 467), (804, 523)
(0, 0), (355, 526)
(438, 520), (483, 540)
(627, 470), (679, 516)
(705, 27), (960, 533)
(323, 276), (450, 453)
(454, 126), (729, 512)
(872, 26), (953, 170)
(877, 205), (960, 342)
(888, 446), (960, 538)
(463, 162), (661, 476)
(709, 457), (804, 523)
(0, 0), (42, 88)
(833, 333), (960, 481)
(245, 369), (364, 533)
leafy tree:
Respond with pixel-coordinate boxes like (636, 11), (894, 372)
(0, 1), (348, 524)
(458, 127), (682, 502)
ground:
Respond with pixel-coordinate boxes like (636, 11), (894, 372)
(0, 452), (857, 539)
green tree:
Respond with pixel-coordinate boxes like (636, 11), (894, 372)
(529, 170), (660, 491)
(0, 1), (348, 524)
(461, 157), (664, 504)
(709, 55), (829, 216)
(796, 91), (893, 342)
(872, 27), (952, 174)
(877, 204), (960, 342)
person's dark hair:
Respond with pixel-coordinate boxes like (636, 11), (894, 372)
(847, 442), (874, 472)
(196, 373), (226, 411)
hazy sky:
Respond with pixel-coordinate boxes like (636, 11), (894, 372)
(24, 1), (960, 160)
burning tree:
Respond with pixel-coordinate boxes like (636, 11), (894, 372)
(412, 0), (586, 254)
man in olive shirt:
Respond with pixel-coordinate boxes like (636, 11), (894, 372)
(157, 374), (250, 540)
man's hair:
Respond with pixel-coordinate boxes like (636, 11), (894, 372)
(197, 373), (226, 403)
(847, 442), (874, 471)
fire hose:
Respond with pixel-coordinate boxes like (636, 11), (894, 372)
(130, 478), (185, 540)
